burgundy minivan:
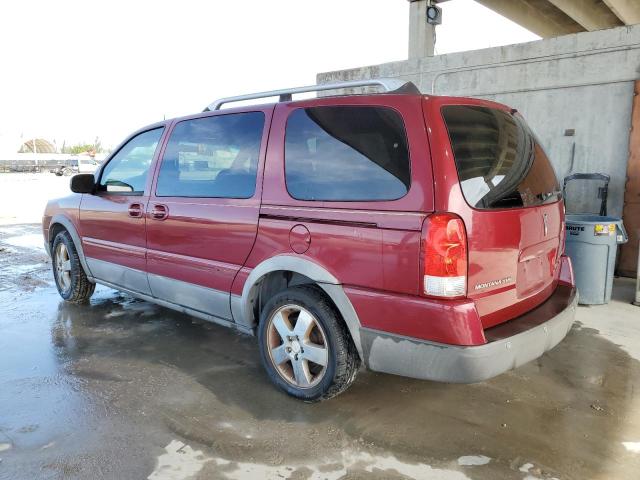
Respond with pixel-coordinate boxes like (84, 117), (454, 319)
(43, 79), (577, 401)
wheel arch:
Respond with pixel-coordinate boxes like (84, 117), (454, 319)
(234, 255), (364, 359)
(48, 215), (94, 279)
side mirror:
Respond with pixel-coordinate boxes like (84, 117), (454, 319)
(70, 174), (96, 194)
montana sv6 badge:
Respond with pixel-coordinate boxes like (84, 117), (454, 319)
(474, 276), (513, 291)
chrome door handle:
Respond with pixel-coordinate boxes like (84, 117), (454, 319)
(128, 203), (143, 218)
(150, 204), (169, 220)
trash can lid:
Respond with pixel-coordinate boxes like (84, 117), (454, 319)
(565, 214), (628, 244)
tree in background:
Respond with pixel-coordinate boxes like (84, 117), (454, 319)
(61, 137), (104, 156)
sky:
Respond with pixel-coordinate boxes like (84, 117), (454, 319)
(0, 0), (539, 152)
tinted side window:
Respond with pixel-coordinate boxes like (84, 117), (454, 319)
(285, 106), (410, 201)
(99, 128), (164, 194)
(442, 105), (561, 209)
(156, 112), (264, 198)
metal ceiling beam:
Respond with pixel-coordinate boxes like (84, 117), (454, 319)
(475, 0), (585, 38)
(547, 0), (622, 30)
(603, 0), (640, 25)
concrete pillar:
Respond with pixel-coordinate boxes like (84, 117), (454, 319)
(408, 0), (435, 59)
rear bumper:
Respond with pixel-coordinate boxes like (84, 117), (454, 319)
(360, 284), (578, 383)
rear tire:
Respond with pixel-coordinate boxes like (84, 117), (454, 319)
(63, 167), (73, 176)
(258, 285), (360, 401)
(52, 230), (95, 303)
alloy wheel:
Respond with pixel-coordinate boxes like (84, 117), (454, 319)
(55, 242), (72, 294)
(266, 304), (329, 388)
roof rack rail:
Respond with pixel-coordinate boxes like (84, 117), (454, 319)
(204, 78), (420, 111)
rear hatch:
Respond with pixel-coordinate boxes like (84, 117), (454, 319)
(441, 105), (564, 329)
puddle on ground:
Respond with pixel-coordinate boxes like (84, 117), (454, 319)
(41, 291), (640, 480)
(148, 440), (211, 480)
(148, 439), (472, 480)
(0, 225), (29, 235)
(457, 456), (491, 466)
(0, 225), (50, 291)
(2, 263), (43, 276)
(3, 233), (44, 250)
(518, 462), (560, 480)
(0, 261), (49, 291)
(622, 442), (640, 453)
(1, 224), (640, 480)
(577, 278), (640, 361)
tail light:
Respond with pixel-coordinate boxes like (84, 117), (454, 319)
(421, 213), (468, 298)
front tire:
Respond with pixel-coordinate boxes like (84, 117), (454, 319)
(52, 231), (95, 303)
(258, 286), (360, 401)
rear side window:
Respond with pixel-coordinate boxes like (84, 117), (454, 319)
(156, 112), (264, 198)
(285, 106), (410, 201)
(442, 105), (561, 209)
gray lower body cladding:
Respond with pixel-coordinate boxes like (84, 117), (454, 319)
(361, 284), (578, 383)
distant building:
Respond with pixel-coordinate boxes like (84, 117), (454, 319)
(18, 138), (56, 154)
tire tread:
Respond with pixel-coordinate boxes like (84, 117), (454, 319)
(52, 231), (95, 303)
(258, 285), (361, 401)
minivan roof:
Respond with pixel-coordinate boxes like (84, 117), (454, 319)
(203, 78), (421, 112)
(138, 80), (514, 135)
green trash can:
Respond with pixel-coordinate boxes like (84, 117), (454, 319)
(565, 214), (628, 305)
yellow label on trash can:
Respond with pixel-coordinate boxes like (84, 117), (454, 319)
(594, 224), (615, 236)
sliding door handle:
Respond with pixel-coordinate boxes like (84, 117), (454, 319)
(150, 204), (169, 220)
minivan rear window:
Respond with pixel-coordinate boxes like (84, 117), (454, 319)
(442, 105), (561, 210)
(285, 106), (410, 201)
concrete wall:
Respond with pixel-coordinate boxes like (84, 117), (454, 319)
(317, 25), (640, 218)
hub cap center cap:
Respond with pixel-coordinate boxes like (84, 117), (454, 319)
(290, 340), (301, 355)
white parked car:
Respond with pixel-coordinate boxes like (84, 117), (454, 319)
(51, 156), (100, 176)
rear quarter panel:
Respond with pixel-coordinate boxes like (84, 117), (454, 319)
(235, 94), (433, 298)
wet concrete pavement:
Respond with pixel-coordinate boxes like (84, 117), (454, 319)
(1, 224), (640, 480)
